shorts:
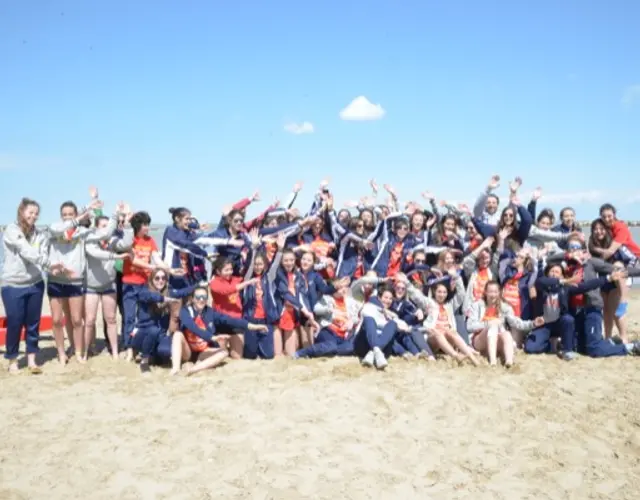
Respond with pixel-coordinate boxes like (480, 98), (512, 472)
(47, 282), (84, 298)
(279, 307), (299, 331)
(85, 287), (116, 296)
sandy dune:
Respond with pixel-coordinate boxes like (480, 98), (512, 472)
(1, 297), (640, 499)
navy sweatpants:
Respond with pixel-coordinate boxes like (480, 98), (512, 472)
(574, 307), (627, 358)
(353, 317), (397, 358)
(1, 281), (45, 360)
(524, 314), (575, 354)
(296, 328), (354, 358)
(131, 327), (165, 359)
(122, 283), (144, 349)
(243, 318), (275, 360)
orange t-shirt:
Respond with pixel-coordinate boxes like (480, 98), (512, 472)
(434, 304), (450, 332)
(472, 268), (490, 301)
(184, 315), (209, 353)
(122, 235), (158, 285)
(502, 272), (522, 317)
(387, 242), (404, 277)
(328, 296), (349, 338)
(253, 278), (266, 320)
(483, 305), (499, 321)
(210, 276), (243, 318)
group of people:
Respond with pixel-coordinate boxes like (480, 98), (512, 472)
(2, 175), (640, 375)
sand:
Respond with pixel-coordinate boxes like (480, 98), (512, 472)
(1, 296), (640, 500)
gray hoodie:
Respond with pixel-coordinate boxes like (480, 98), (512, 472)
(85, 227), (134, 291)
(47, 215), (118, 286)
(1, 223), (50, 287)
(473, 189), (500, 226)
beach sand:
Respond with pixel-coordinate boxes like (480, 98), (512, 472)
(1, 296), (640, 499)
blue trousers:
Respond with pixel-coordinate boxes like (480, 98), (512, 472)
(524, 314), (575, 354)
(122, 283), (144, 348)
(296, 328), (354, 358)
(353, 317), (398, 358)
(574, 307), (627, 358)
(1, 281), (45, 360)
(243, 318), (275, 360)
(131, 327), (165, 359)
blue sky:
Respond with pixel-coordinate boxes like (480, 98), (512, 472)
(1, 0), (639, 224)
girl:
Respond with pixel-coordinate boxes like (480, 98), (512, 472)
(122, 211), (182, 361)
(391, 278), (436, 360)
(294, 279), (361, 359)
(209, 256), (258, 359)
(525, 264), (624, 360)
(84, 212), (134, 360)
(407, 270), (481, 366)
(162, 207), (211, 288)
(274, 248), (317, 356)
(467, 281), (543, 367)
(206, 209), (252, 275)
(461, 237), (497, 315)
(48, 199), (118, 364)
(171, 286), (267, 375)
(1, 198), (67, 373)
(132, 268), (195, 374)
(242, 233), (285, 359)
(356, 286), (411, 370)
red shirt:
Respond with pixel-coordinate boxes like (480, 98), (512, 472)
(611, 220), (640, 257)
(184, 315), (209, 353)
(122, 235), (158, 285)
(253, 278), (266, 320)
(210, 276), (243, 318)
(328, 296), (349, 338)
(568, 265), (585, 309)
(387, 242), (404, 277)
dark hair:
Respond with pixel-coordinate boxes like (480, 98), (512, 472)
(213, 256), (234, 275)
(226, 209), (244, 228)
(60, 201), (78, 216)
(487, 194), (500, 205)
(536, 209), (555, 225)
(377, 284), (395, 298)
(94, 215), (109, 227)
(169, 207), (190, 223)
(599, 203), (616, 216)
(147, 268), (170, 316)
(337, 209), (351, 223)
(588, 218), (612, 252)
(482, 280), (502, 302)
(559, 207), (575, 219)
(17, 198), (40, 236)
(393, 218), (410, 232)
(130, 211), (151, 235)
(544, 263), (565, 277)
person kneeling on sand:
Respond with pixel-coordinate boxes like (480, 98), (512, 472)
(171, 285), (268, 376)
(292, 279), (361, 360)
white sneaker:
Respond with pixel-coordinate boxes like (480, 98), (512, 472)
(361, 350), (375, 367)
(373, 347), (388, 370)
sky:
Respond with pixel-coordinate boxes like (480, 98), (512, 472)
(1, 0), (639, 224)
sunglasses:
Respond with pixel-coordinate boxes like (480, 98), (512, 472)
(504, 213), (514, 219)
(397, 226), (409, 231)
(153, 275), (167, 282)
(194, 294), (208, 301)
(414, 259), (426, 264)
(233, 219), (244, 224)
(567, 243), (582, 250)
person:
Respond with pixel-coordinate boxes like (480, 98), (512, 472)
(84, 210), (134, 360)
(171, 285), (267, 375)
(1, 198), (68, 373)
(47, 199), (119, 364)
(467, 281), (543, 367)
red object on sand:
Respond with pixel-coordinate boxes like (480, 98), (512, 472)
(0, 316), (58, 346)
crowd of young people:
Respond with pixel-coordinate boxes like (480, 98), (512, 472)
(2, 175), (640, 375)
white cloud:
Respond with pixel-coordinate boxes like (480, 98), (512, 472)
(535, 190), (605, 204)
(283, 121), (315, 135)
(621, 84), (640, 107)
(339, 96), (385, 121)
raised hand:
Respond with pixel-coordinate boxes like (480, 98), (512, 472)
(293, 181), (303, 193)
(383, 184), (397, 198)
(531, 187), (542, 201)
(248, 228), (261, 248)
(251, 191), (260, 202)
(369, 178), (379, 194)
(421, 191), (434, 201)
(276, 232), (287, 249)
(487, 175), (500, 190)
(88, 186), (99, 199)
(509, 176), (522, 193)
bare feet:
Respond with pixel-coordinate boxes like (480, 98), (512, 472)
(8, 361), (19, 374)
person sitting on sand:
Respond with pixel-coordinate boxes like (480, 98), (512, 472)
(466, 281), (543, 367)
(407, 269), (481, 366)
(170, 285), (267, 375)
(131, 269), (196, 374)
